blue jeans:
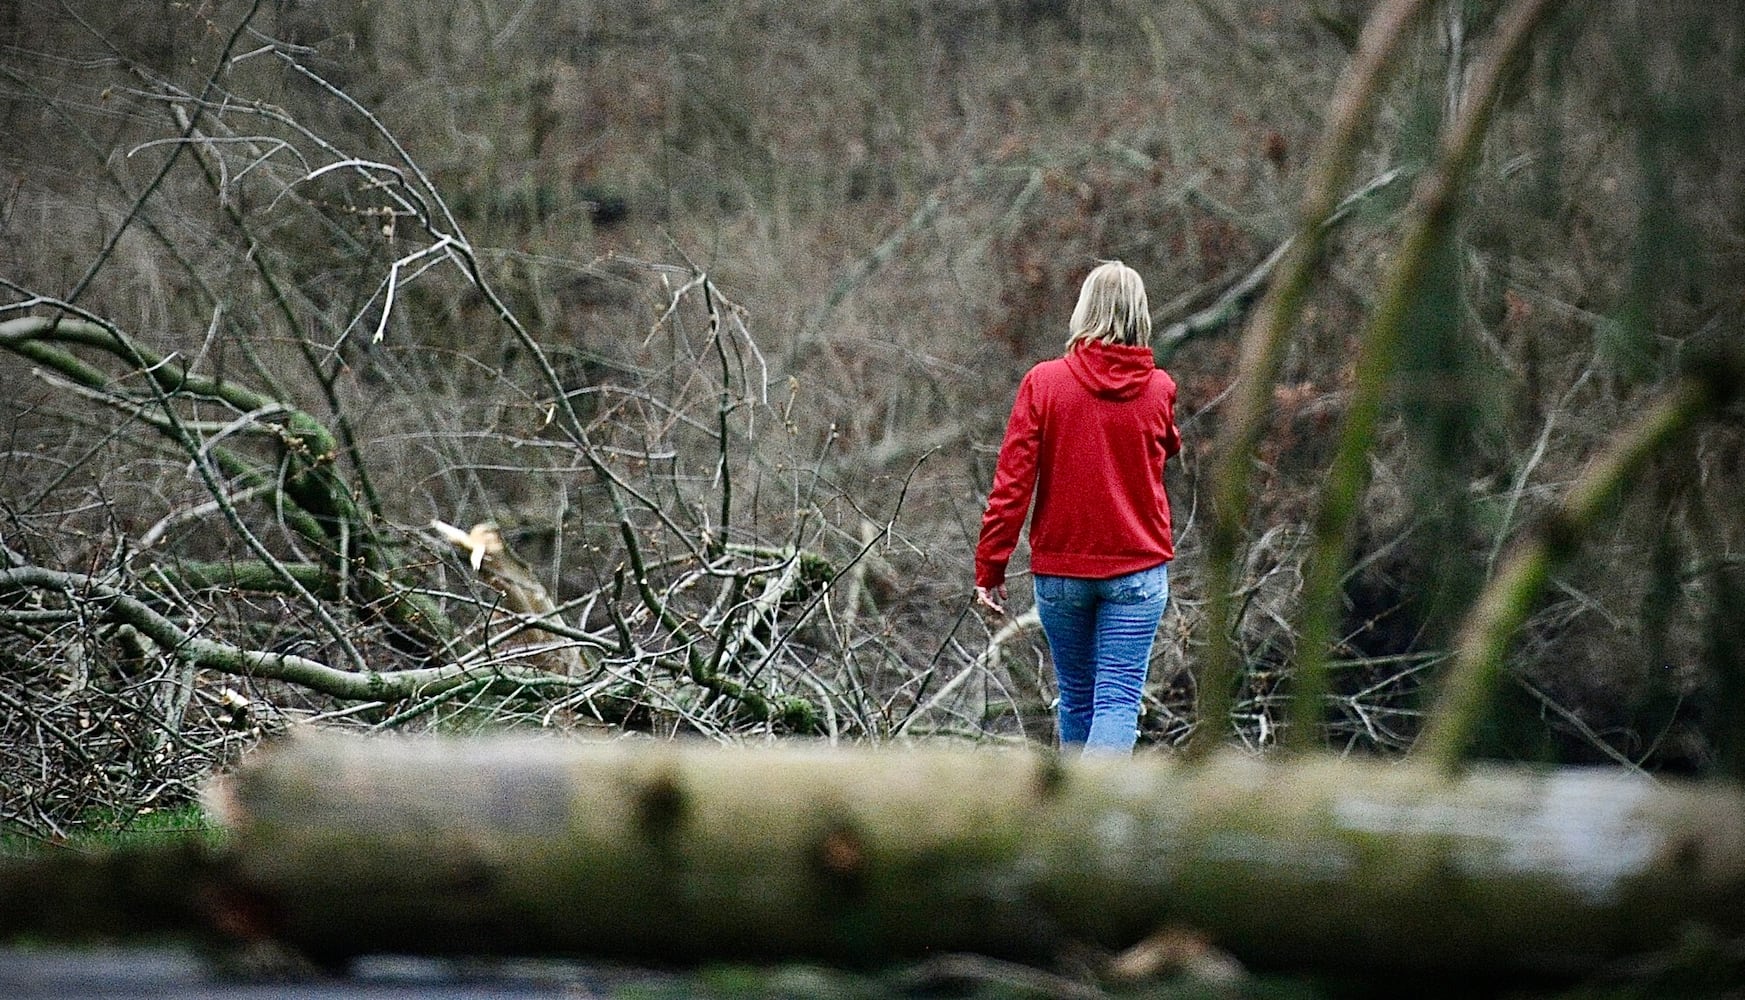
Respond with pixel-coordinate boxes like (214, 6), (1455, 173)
(1033, 563), (1169, 754)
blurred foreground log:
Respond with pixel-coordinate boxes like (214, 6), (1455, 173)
(7, 733), (1744, 975)
(222, 736), (1745, 971)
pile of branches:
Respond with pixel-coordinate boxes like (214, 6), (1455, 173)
(0, 8), (940, 838)
(0, 577), (255, 841)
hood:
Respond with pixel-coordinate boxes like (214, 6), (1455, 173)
(1064, 340), (1157, 400)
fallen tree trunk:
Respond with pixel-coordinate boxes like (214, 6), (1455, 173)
(171, 734), (1745, 973)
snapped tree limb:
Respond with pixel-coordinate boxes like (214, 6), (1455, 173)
(431, 519), (590, 677)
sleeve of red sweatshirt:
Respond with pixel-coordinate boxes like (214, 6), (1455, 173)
(1161, 373), (1182, 461)
(975, 370), (1043, 589)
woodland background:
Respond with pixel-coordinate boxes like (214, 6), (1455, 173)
(1, 0), (1743, 839)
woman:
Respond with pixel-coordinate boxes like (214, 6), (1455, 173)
(974, 261), (1181, 754)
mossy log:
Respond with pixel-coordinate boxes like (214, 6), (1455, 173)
(180, 733), (1745, 973)
(0, 315), (453, 652)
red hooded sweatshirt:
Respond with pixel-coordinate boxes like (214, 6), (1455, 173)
(975, 340), (1180, 588)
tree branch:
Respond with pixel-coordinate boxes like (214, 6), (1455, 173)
(1194, 0), (1433, 758)
(1416, 359), (1742, 770)
(1289, 0), (1571, 754)
(1155, 166), (1407, 362)
(0, 565), (562, 702)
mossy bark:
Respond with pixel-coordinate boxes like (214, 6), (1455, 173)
(0, 315), (452, 651)
(196, 734), (1745, 972)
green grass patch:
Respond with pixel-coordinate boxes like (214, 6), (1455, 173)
(0, 802), (219, 859)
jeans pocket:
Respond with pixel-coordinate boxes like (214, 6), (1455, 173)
(1034, 574), (1065, 603)
(1104, 582), (1148, 605)
(1105, 565), (1167, 605)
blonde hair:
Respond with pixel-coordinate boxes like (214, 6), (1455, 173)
(1066, 260), (1151, 349)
